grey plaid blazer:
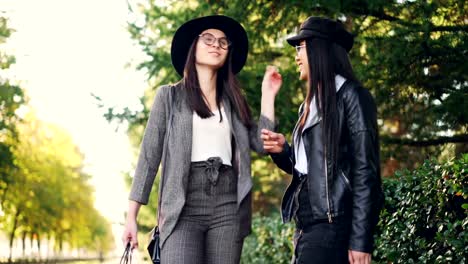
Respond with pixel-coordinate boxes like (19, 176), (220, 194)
(129, 81), (275, 248)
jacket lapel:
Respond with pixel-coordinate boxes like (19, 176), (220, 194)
(222, 96), (240, 173)
(173, 81), (193, 166)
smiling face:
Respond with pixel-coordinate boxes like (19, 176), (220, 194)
(195, 28), (229, 71)
(295, 40), (309, 81)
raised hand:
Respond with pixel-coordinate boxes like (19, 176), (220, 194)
(262, 65), (282, 99)
(261, 129), (285, 153)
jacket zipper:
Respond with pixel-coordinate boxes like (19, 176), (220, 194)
(295, 102), (333, 223)
(324, 146), (333, 223)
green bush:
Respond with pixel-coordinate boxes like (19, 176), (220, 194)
(241, 155), (467, 263)
(241, 212), (295, 264)
(374, 154), (468, 263)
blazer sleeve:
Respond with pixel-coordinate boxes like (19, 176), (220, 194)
(248, 114), (276, 154)
(343, 85), (383, 253)
(129, 85), (170, 205)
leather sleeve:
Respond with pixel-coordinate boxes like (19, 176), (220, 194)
(270, 141), (293, 175)
(343, 85), (383, 253)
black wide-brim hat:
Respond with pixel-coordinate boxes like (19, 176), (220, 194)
(287, 17), (354, 52)
(171, 15), (248, 77)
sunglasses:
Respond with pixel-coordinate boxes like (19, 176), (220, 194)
(198, 32), (232, 50)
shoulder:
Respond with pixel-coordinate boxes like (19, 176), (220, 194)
(338, 80), (378, 133)
(154, 81), (184, 101)
(338, 80), (376, 109)
(155, 84), (172, 98)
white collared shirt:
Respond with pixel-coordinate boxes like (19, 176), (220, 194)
(294, 75), (346, 173)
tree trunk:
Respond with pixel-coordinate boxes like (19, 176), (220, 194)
(21, 231), (26, 258)
(46, 233), (51, 259)
(8, 208), (21, 262)
(37, 232), (41, 259)
(58, 234), (63, 256)
(30, 232), (34, 255)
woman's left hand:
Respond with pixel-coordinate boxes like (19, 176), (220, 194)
(348, 250), (371, 264)
(262, 65), (282, 98)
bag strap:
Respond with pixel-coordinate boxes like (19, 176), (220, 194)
(156, 84), (174, 226)
(120, 242), (132, 264)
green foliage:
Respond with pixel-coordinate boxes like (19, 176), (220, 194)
(250, 154), (289, 215)
(242, 155), (467, 263)
(0, 113), (115, 255)
(0, 13), (113, 257)
(241, 212), (294, 264)
(0, 15), (26, 206)
(374, 154), (468, 263)
(105, 0), (467, 214)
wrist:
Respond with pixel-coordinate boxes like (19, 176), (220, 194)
(261, 94), (276, 103)
(126, 212), (138, 222)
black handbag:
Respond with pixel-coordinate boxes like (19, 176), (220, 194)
(147, 85), (173, 264)
(147, 226), (161, 264)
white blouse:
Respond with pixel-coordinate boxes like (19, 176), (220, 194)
(191, 107), (232, 166)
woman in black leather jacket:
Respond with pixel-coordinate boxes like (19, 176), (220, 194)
(261, 17), (383, 264)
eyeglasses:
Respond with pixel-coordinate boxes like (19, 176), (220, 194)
(295, 45), (306, 54)
(198, 33), (231, 50)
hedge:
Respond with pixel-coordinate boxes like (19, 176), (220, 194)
(241, 154), (467, 263)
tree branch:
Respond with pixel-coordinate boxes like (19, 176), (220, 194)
(381, 134), (468, 147)
(349, 6), (467, 33)
(431, 25), (468, 32)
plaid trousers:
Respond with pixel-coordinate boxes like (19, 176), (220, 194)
(161, 158), (243, 264)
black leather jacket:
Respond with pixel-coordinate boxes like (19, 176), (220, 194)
(271, 80), (383, 253)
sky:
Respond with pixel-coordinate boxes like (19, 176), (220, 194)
(1, 0), (149, 225)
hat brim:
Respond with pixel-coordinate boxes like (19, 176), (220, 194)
(171, 15), (248, 77)
(286, 29), (330, 47)
(287, 29), (353, 52)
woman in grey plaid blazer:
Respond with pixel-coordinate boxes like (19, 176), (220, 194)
(121, 15), (282, 264)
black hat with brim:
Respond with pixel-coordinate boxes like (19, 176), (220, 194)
(286, 17), (354, 52)
(171, 15), (248, 77)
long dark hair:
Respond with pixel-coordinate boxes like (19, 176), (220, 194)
(298, 38), (359, 175)
(183, 36), (252, 127)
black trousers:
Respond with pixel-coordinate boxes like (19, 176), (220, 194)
(292, 218), (350, 264)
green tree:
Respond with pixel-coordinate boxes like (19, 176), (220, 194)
(0, 14), (26, 211)
(1, 113), (113, 260)
(0, 13), (113, 260)
(102, 0), (467, 215)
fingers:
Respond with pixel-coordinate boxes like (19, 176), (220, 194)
(265, 65), (278, 73)
(364, 254), (371, 264)
(123, 235), (138, 250)
(261, 129), (279, 140)
(264, 65), (281, 80)
(261, 129), (285, 148)
(263, 140), (280, 148)
(348, 250), (354, 264)
(349, 250), (371, 264)
(272, 71), (282, 79)
(130, 238), (139, 250)
(261, 130), (284, 153)
(122, 224), (139, 250)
